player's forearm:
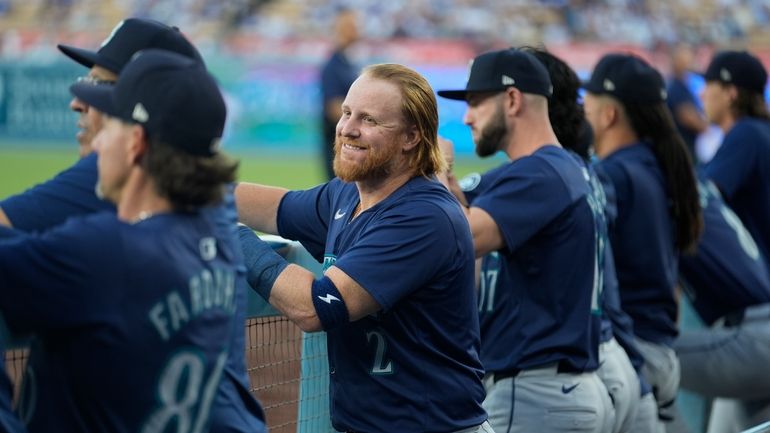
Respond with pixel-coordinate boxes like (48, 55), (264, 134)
(0, 208), (12, 229)
(269, 265), (323, 332)
(234, 182), (288, 234)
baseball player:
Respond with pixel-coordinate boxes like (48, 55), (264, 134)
(437, 48), (613, 433)
(529, 46), (651, 433)
(673, 174), (770, 429)
(583, 54), (703, 424)
(236, 63), (492, 433)
(700, 50), (770, 271)
(0, 19), (266, 432)
(0, 49), (237, 431)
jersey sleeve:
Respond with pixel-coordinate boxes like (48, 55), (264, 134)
(276, 181), (335, 260)
(0, 153), (115, 232)
(472, 160), (572, 253)
(0, 214), (121, 333)
(704, 125), (757, 199)
(332, 202), (462, 312)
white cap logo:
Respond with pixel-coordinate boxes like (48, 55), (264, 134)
(660, 89), (668, 100)
(210, 138), (222, 153)
(132, 103), (149, 123)
(101, 20), (125, 48)
(466, 59), (475, 82)
(603, 79), (615, 91)
(720, 68), (732, 82)
(502, 75), (515, 86)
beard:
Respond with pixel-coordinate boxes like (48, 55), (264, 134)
(332, 137), (398, 182)
(475, 104), (507, 157)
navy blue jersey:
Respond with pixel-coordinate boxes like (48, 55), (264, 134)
(679, 176), (770, 325)
(470, 146), (601, 373)
(599, 142), (679, 346)
(277, 176), (486, 433)
(593, 163), (651, 393)
(704, 118), (770, 271)
(0, 211), (239, 432)
(0, 155), (265, 432)
(666, 77), (701, 156)
(0, 153), (114, 231)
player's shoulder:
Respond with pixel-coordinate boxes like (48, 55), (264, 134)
(56, 211), (121, 233)
(388, 177), (466, 225)
(512, 145), (588, 195)
(726, 118), (770, 145)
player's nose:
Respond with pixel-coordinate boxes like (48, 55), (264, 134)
(70, 97), (88, 114)
(338, 117), (359, 138)
(462, 108), (473, 126)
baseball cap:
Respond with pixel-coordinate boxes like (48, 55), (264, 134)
(69, 49), (225, 157)
(58, 18), (204, 74)
(437, 48), (553, 100)
(583, 54), (667, 104)
(703, 50), (768, 94)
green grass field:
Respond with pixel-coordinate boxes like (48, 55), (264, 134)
(0, 144), (502, 199)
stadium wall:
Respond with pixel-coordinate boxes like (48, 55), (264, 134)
(1, 39), (769, 156)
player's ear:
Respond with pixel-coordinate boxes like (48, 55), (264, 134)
(504, 87), (523, 116)
(401, 123), (420, 152)
(128, 124), (149, 165)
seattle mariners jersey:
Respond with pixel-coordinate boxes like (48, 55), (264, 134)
(592, 163), (651, 394)
(468, 145), (601, 373)
(679, 176), (770, 325)
(599, 141), (679, 346)
(704, 118), (770, 270)
(0, 211), (237, 432)
(0, 155), (265, 432)
(277, 176), (487, 433)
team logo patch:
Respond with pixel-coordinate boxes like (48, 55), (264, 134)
(199, 237), (217, 261)
(459, 173), (482, 192)
(322, 254), (337, 272)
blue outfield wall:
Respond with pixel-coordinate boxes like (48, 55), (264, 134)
(0, 58), (480, 154)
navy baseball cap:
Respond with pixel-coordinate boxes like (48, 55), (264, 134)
(58, 18), (204, 74)
(703, 50), (768, 94)
(438, 48), (553, 100)
(583, 54), (667, 104)
(69, 49), (225, 157)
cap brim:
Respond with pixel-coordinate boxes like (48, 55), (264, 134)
(58, 44), (101, 69)
(437, 89), (469, 100)
(581, 80), (604, 94)
(69, 82), (118, 117)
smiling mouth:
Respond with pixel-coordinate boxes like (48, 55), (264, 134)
(343, 143), (367, 151)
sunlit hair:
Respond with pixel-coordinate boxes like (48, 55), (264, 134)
(732, 86), (770, 121)
(143, 136), (238, 211)
(621, 100), (703, 252)
(362, 63), (446, 177)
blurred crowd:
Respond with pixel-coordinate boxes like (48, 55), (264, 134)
(1, 0), (770, 48)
